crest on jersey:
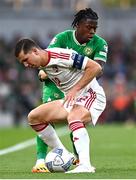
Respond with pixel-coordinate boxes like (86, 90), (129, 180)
(54, 93), (60, 98)
(83, 47), (93, 56)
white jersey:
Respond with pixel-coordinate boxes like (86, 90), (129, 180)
(45, 48), (106, 125)
(45, 48), (103, 95)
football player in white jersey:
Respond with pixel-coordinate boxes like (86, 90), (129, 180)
(15, 38), (106, 173)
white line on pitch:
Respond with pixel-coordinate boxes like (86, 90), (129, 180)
(0, 126), (68, 156)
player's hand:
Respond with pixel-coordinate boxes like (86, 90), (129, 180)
(63, 88), (78, 108)
(38, 70), (48, 82)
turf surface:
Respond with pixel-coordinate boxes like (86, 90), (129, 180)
(0, 124), (136, 179)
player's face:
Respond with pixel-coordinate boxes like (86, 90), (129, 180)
(18, 48), (41, 68)
(76, 19), (98, 44)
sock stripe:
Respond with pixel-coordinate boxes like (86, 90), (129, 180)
(30, 123), (48, 132)
(69, 121), (85, 132)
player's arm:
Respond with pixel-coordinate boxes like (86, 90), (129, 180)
(94, 40), (108, 79)
(95, 60), (105, 79)
(72, 58), (102, 92)
(64, 54), (102, 106)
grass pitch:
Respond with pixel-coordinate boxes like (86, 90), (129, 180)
(0, 124), (136, 179)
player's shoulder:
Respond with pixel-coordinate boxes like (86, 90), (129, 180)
(56, 30), (73, 37)
(48, 30), (73, 48)
(46, 47), (61, 52)
(93, 34), (108, 45)
(47, 47), (74, 54)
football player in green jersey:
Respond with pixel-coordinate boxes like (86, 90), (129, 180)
(32, 8), (108, 173)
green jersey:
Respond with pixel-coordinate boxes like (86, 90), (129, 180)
(48, 30), (108, 62)
(42, 30), (108, 103)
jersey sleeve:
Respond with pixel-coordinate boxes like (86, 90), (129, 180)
(94, 39), (108, 62)
(48, 32), (66, 48)
(48, 48), (88, 70)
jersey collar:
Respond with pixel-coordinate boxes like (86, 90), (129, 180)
(73, 30), (87, 46)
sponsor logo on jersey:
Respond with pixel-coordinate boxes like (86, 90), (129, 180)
(83, 47), (93, 56)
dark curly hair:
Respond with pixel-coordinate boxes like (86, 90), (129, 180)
(72, 8), (98, 28)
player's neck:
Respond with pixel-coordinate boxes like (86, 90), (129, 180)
(75, 31), (86, 45)
(40, 50), (49, 67)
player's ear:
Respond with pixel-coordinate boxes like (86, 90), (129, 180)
(75, 22), (82, 29)
(32, 47), (39, 55)
(75, 22), (79, 28)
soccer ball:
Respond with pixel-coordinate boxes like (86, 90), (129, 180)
(45, 148), (73, 172)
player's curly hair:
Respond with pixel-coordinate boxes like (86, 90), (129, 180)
(71, 8), (98, 28)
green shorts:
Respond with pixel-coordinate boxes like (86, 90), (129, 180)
(42, 79), (64, 103)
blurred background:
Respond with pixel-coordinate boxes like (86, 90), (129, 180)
(0, 0), (135, 127)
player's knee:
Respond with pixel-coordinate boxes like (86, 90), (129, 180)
(67, 113), (75, 123)
(27, 110), (39, 124)
(67, 113), (84, 123)
(67, 109), (91, 124)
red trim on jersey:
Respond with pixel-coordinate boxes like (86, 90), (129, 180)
(50, 52), (70, 60)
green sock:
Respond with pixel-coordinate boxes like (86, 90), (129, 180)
(70, 132), (79, 159)
(36, 135), (48, 159)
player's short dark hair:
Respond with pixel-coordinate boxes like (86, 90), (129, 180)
(72, 8), (98, 28)
(15, 38), (39, 57)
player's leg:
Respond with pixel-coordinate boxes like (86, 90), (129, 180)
(29, 100), (75, 170)
(32, 80), (64, 172)
(36, 135), (48, 160)
(66, 105), (95, 173)
(32, 135), (49, 173)
(32, 82), (50, 173)
(66, 90), (106, 173)
(28, 99), (69, 147)
(70, 132), (79, 164)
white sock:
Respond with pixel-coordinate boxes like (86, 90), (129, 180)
(69, 120), (91, 167)
(37, 124), (66, 150)
(36, 159), (45, 165)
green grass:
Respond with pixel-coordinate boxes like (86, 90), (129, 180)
(0, 124), (136, 179)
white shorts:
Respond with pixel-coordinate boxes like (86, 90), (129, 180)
(62, 87), (106, 126)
